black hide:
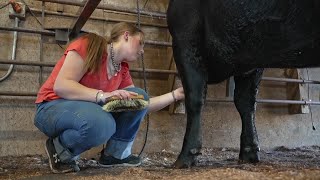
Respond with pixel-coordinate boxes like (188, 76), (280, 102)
(167, 0), (320, 168)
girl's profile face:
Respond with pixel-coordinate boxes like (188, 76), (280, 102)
(123, 33), (144, 62)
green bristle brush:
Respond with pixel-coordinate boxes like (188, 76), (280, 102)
(102, 95), (149, 112)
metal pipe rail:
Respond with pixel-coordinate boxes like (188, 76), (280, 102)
(0, 59), (177, 74)
(2, 59), (320, 84)
(262, 77), (320, 84)
(0, 91), (37, 96)
(29, 8), (167, 28)
(0, 26), (55, 36)
(35, 0), (167, 18)
(0, 26), (172, 46)
(0, 59), (54, 67)
(1, 90), (320, 106)
(145, 40), (171, 46)
(206, 98), (320, 105)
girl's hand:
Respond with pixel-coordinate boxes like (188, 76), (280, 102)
(173, 87), (185, 101)
(104, 90), (138, 101)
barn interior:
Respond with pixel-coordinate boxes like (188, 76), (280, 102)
(0, 0), (319, 179)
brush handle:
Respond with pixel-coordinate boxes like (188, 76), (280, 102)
(106, 94), (145, 102)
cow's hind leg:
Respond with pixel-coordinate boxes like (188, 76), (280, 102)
(171, 38), (207, 168)
(234, 69), (263, 163)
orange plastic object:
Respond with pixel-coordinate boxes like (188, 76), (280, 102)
(9, 0), (22, 13)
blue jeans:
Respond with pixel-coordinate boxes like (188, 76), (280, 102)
(34, 87), (148, 161)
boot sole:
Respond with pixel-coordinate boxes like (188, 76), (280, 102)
(44, 140), (73, 174)
(98, 161), (141, 168)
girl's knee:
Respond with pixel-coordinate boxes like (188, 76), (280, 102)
(80, 113), (116, 146)
(91, 115), (116, 136)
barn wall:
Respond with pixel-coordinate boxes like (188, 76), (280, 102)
(0, 0), (319, 158)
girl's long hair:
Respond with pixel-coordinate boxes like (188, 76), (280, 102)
(83, 33), (106, 73)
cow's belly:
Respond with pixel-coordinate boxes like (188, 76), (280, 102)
(207, 61), (234, 84)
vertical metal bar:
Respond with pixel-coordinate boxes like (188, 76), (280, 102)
(69, 0), (102, 39)
(12, 18), (19, 62)
(226, 77), (235, 98)
(0, 17), (19, 82)
(39, 1), (45, 86)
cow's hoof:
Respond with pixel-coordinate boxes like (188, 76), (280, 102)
(173, 155), (196, 169)
(238, 150), (260, 163)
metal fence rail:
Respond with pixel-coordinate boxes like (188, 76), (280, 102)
(35, 0), (167, 18)
(1, 59), (320, 105)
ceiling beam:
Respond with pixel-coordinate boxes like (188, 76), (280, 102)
(69, 0), (101, 39)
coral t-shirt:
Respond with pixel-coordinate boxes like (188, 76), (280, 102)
(35, 35), (133, 103)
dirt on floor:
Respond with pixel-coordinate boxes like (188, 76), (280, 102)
(0, 146), (320, 180)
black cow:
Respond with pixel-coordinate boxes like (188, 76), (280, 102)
(167, 0), (320, 168)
